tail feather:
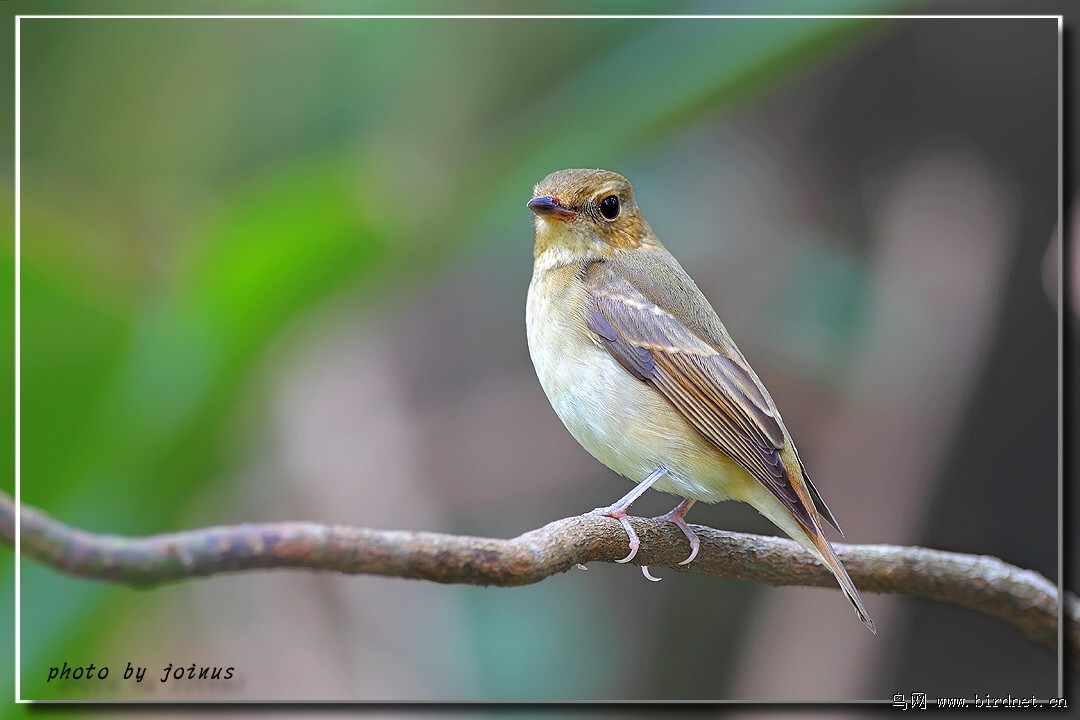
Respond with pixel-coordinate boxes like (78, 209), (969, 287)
(805, 529), (876, 634)
(737, 478), (875, 633)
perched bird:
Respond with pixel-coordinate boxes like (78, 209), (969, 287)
(525, 168), (874, 633)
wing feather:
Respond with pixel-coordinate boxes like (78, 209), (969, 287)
(584, 260), (816, 531)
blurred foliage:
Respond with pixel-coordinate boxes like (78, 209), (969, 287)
(4, 3), (905, 705)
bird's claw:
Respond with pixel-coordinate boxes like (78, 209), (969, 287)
(585, 468), (671, 565)
(589, 506), (641, 563)
(613, 515), (640, 563)
(653, 500), (700, 565)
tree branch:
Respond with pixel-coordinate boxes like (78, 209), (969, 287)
(3, 492), (1074, 663)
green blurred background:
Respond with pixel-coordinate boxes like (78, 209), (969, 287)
(5, 2), (1063, 705)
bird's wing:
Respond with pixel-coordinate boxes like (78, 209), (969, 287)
(582, 259), (818, 533)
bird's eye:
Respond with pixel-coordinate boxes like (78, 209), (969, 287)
(598, 194), (620, 220)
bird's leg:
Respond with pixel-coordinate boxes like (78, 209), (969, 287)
(653, 498), (699, 565)
(589, 466), (667, 564)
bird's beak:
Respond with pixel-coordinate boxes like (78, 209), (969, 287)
(527, 195), (578, 220)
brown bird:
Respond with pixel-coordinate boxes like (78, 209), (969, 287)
(525, 168), (874, 632)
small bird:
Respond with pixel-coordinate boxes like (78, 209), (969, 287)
(525, 168), (874, 633)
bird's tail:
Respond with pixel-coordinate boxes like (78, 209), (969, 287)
(803, 528), (876, 634)
(738, 479), (875, 633)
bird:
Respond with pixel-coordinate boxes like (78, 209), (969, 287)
(524, 168), (875, 633)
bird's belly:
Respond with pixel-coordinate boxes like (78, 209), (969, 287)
(526, 278), (748, 503)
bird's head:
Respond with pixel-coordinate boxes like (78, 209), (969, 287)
(527, 168), (657, 262)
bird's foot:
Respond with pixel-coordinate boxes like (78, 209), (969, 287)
(588, 504), (641, 563)
(587, 466), (669, 564)
(653, 498), (699, 565)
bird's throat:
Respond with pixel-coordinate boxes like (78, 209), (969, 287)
(532, 221), (616, 268)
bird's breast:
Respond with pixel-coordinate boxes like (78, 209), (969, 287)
(526, 263), (745, 502)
